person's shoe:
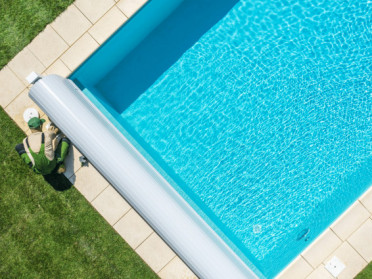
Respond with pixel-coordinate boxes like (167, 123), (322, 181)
(57, 163), (66, 174)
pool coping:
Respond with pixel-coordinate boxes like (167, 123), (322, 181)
(1, 1), (371, 278)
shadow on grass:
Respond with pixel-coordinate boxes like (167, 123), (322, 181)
(43, 173), (72, 191)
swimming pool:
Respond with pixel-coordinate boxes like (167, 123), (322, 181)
(64, 0), (372, 277)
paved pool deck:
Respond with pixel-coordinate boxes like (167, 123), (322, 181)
(0, 0), (371, 278)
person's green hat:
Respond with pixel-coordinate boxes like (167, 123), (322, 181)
(28, 117), (45, 129)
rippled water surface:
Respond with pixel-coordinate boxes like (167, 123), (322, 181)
(95, 0), (372, 277)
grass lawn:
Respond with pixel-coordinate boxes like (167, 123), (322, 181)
(0, 0), (74, 69)
(0, 1), (157, 278)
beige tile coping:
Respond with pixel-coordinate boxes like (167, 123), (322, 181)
(331, 201), (370, 241)
(70, 164), (110, 202)
(1, 1), (371, 278)
(114, 208), (154, 249)
(276, 256), (313, 279)
(28, 25), (69, 68)
(323, 242), (367, 279)
(60, 33), (99, 71)
(43, 59), (71, 78)
(158, 256), (197, 279)
(348, 219), (372, 262)
(92, 185), (131, 225)
(51, 4), (92, 46)
(75, 0), (116, 24)
(136, 233), (176, 273)
(306, 265), (334, 279)
(360, 186), (372, 214)
(117, 0), (147, 17)
(302, 229), (342, 269)
(0, 66), (26, 108)
(88, 6), (128, 45)
(8, 47), (45, 86)
(63, 145), (83, 179)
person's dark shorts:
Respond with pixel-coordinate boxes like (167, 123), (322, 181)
(15, 143), (26, 156)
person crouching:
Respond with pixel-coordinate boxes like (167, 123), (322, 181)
(15, 117), (70, 175)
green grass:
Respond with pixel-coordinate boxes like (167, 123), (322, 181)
(356, 262), (372, 279)
(0, 0), (75, 69)
(0, 1), (157, 277)
(0, 108), (158, 278)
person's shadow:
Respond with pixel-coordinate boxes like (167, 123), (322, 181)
(43, 173), (72, 191)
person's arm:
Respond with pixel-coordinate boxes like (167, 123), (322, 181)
(20, 153), (33, 168)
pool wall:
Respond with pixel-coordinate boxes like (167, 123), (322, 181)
(72, 0), (184, 89)
(28, 74), (260, 279)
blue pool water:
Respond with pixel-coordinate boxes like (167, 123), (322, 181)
(71, 0), (372, 277)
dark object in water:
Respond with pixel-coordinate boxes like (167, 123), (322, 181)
(297, 228), (310, 241)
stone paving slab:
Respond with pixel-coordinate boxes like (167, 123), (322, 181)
(136, 233), (176, 273)
(306, 265), (334, 279)
(360, 186), (372, 214)
(92, 185), (131, 225)
(75, 0), (116, 24)
(0, 66), (26, 108)
(7, 47), (45, 86)
(302, 229), (342, 269)
(348, 219), (372, 262)
(70, 164), (110, 202)
(28, 25), (69, 67)
(63, 145), (83, 179)
(43, 59), (71, 78)
(323, 242), (367, 279)
(277, 256), (313, 279)
(51, 4), (92, 46)
(330, 201), (370, 241)
(88, 6), (128, 44)
(60, 33), (99, 71)
(114, 208), (154, 249)
(117, 0), (147, 17)
(158, 256), (197, 279)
